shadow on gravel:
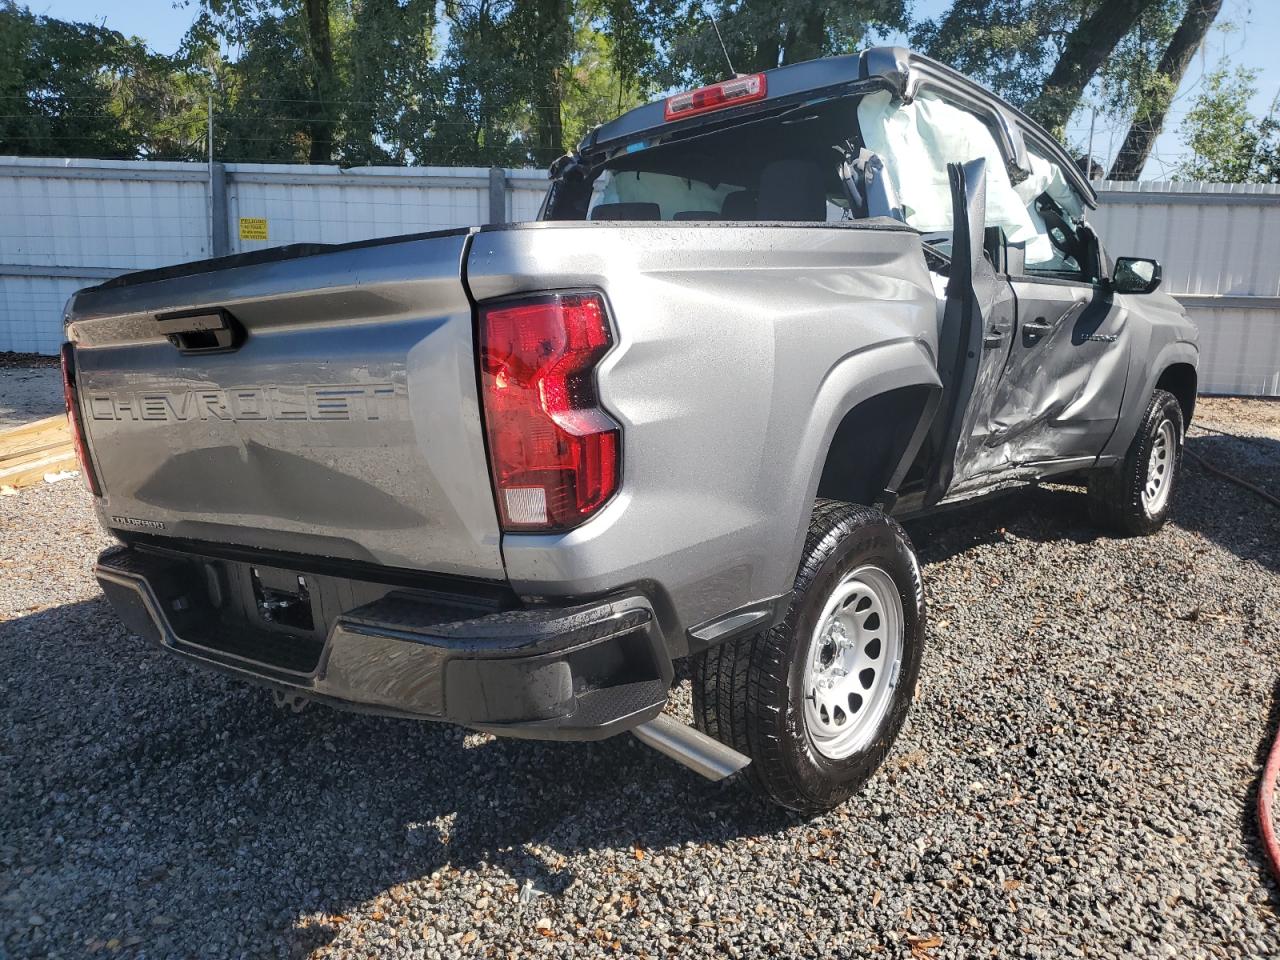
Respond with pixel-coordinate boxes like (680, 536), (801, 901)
(904, 483), (1101, 565)
(900, 431), (1280, 573)
(2, 598), (796, 958)
(1177, 431), (1280, 573)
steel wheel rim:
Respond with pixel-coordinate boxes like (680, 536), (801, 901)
(801, 565), (904, 760)
(1142, 418), (1177, 515)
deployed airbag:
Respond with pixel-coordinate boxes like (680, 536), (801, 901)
(856, 90), (1037, 243)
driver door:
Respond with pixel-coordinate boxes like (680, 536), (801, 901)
(985, 173), (1130, 465)
(920, 158), (1018, 506)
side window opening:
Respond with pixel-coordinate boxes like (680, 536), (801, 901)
(1014, 146), (1095, 281)
(854, 88), (1037, 244)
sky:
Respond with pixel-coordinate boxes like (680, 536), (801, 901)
(31, 0), (1280, 180)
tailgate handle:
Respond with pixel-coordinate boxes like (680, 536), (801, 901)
(155, 308), (243, 353)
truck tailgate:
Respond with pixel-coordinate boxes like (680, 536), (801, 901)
(65, 230), (503, 579)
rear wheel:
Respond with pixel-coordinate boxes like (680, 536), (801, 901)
(691, 500), (925, 815)
(1088, 388), (1184, 536)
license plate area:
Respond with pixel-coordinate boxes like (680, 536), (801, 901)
(126, 542), (515, 680)
(250, 566), (315, 632)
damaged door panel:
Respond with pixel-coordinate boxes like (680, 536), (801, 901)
(986, 277), (1129, 467)
(921, 157), (1018, 505)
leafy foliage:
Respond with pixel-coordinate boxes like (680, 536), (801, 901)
(1176, 65), (1279, 183)
(665, 0), (908, 85)
(0, 0), (200, 158)
(0, 0), (1270, 181)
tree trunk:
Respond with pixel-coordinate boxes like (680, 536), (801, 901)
(304, 0), (337, 164)
(533, 66), (564, 166)
(1027, 0), (1152, 135)
(781, 9), (825, 65)
(1107, 0), (1224, 180)
(530, 0), (568, 167)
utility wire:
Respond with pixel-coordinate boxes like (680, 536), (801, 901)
(1184, 424), (1280, 510)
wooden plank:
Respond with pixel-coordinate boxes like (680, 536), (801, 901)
(0, 414), (66, 441)
(0, 441), (73, 470)
(0, 417), (70, 459)
(0, 450), (78, 490)
(0, 450), (76, 481)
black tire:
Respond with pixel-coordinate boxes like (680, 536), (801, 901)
(690, 499), (925, 815)
(1087, 388), (1184, 536)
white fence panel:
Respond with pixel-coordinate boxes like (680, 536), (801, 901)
(225, 164), (493, 250)
(0, 158), (211, 272)
(0, 158), (212, 352)
(508, 169), (549, 221)
(1093, 180), (1280, 395)
(1, 158), (1278, 396)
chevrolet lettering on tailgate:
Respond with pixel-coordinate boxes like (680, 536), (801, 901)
(86, 383), (406, 423)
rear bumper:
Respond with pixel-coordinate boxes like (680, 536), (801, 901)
(94, 546), (672, 740)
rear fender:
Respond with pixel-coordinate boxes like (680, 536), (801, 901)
(784, 337), (941, 582)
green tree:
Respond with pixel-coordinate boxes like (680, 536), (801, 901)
(1176, 65), (1279, 183)
(185, 0), (345, 163)
(1107, 0), (1223, 179)
(508, 0), (575, 165)
(419, 0), (662, 166)
(0, 1), (150, 157)
(914, 0), (1073, 106)
(665, 0), (909, 86)
(420, 0), (526, 165)
(561, 13), (648, 149)
(914, 0), (1176, 136)
(343, 0), (438, 164)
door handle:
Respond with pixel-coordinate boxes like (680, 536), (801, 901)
(1022, 316), (1053, 338)
(983, 324), (1008, 348)
(155, 307), (243, 353)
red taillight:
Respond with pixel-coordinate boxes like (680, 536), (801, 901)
(478, 293), (619, 531)
(664, 73), (767, 121)
(59, 342), (101, 497)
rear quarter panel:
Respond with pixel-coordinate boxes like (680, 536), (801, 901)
(466, 221), (940, 654)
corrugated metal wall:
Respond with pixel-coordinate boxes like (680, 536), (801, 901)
(0, 158), (547, 355)
(1091, 181), (1280, 396)
(2, 156), (1277, 396)
(0, 159), (212, 353)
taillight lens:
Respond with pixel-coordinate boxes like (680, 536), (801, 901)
(59, 342), (101, 497)
(478, 293), (619, 531)
(664, 73), (767, 121)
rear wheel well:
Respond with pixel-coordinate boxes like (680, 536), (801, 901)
(816, 385), (934, 507)
(1155, 363), (1197, 427)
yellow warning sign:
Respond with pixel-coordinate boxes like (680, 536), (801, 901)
(238, 217), (269, 241)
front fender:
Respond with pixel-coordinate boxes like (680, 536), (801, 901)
(1101, 336), (1199, 460)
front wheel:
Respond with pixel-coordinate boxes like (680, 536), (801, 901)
(1088, 388), (1184, 536)
(691, 500), (926, 815)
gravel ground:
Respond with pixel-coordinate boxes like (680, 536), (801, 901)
(2, 395), (1278, 960)
(0, 361), (62, 430)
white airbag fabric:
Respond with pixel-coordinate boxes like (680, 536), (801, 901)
(1013, 151), (1086, 264)
(856, 90), (1037, 243)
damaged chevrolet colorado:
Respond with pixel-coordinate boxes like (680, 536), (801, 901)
(63, 48), (1197, 813)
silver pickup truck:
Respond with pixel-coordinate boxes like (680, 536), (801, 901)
(63, 47), (1197, 814)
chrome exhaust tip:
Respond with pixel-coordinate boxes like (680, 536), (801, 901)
(631, 713), (751, 781)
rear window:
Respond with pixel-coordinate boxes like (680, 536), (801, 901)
(589, 171), (737, 221)
(555, 95), (866, 224)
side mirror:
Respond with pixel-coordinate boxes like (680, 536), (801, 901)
(1111, 256), (1162, 294)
